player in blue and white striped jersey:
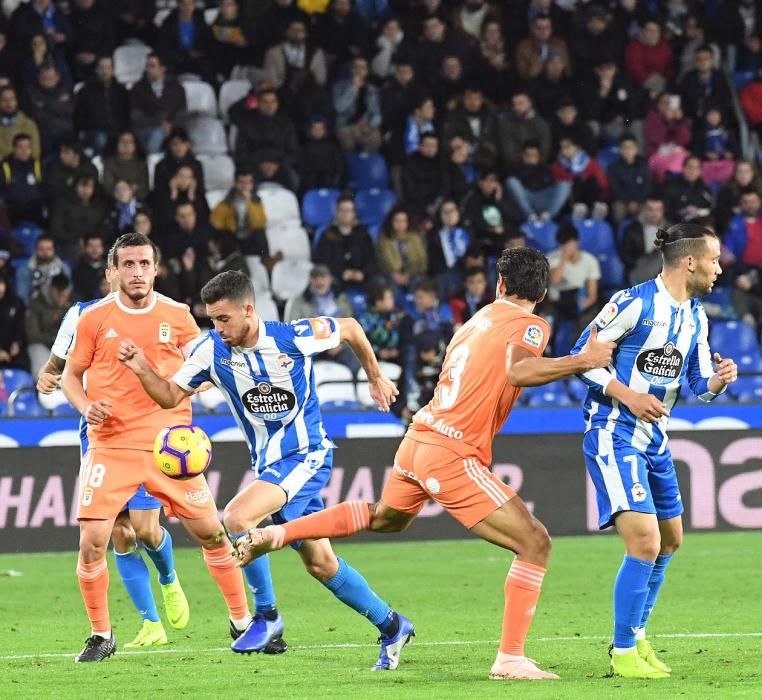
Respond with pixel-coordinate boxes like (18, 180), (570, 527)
(35, 266), (189, 650)
(118, 270), (415, 671)
(570, 223), (738, 679)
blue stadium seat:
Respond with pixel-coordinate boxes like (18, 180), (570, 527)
(2, 369), (35, 394)
(616, 218), (634, 244)
(596, 146), (619, 171)
(301, 188), (340, 230)
(0, 401), (7, 417)
(12, 222), (43, 257)
(10, 393), (45, 417)
(321, 399), (363, 411)
(574, 219), (616, 256)
(710, 320), (759, 355)
(349, 290), (368, 314)
(733, 70), (756, 90)
(355, 188), (396, 228)
(311, 224), (329, 251)
(523, 381), (571, 408)
(346, 152), (390, 190)
(521, 220), (558, 253)
(552, 320), (577, 357)
(598, 251), (626, 289)
(702, 287), (738, 320)
(566, 377), (588, 402)
(52, 403), (79, 417)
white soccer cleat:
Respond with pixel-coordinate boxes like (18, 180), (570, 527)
(489, 656), (560, 680)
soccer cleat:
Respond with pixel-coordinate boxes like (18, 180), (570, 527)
(489, 656), (560, 680)
(74, 633), (116, 663)
(372, 613), (415, 671)
(160, 575), (190, 630)
(637, 638), (672, 673)
(230, 612), (286, 654)
(232, 526), (285, 567)
(124, 619), (168, 648)
(228, 618), (288, 655)
(609, 646), (670, 679)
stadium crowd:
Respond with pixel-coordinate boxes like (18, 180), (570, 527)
(1, 0), (762, 417)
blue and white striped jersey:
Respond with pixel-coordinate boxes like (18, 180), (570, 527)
(173, 317), (341, 470)
(571, 275), (722, 453)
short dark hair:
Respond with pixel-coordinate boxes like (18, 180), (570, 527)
(201, 270), (255, 306)
(235, 168), (255, 180)
(465, 266), (486, 280)
(496, 248), (549, 303)
(12, 133), (31, 145)
(367, 283), (392, 306)
(109, 232), (158, 267)
(654, 223), (718, 267)
(556, 221), (579, 245)
(50, 272), (71, 293)
(414, 277), (438, 296)
(522, 139), (541, 151)
(619, 133), (638, 146)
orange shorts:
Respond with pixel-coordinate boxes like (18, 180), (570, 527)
(77, 447), (218, 521)
(382, 436), (516, 529)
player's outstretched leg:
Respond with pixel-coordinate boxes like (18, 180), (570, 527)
(111, 513), (167, 648)
(76, 519), (117, 663)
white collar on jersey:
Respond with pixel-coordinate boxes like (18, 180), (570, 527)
(655, 275), (692, 309)
(114, 289), (158, 314)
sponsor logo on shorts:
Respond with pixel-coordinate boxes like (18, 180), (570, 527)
(596, 302), (619, 328)
(636, 342), (684, 385)
(184, 488), (211, 505)
(394, 463), (424, 487)
(425, 477), (441, 495)
(159, 322), (171, 343)
(631, 482), (647, 503)
(522, 325), (543, 349)
(241, 382), (296, 420)
(221, 357), (246, 369)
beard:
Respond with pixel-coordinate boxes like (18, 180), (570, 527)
(120, 280), (151, 301)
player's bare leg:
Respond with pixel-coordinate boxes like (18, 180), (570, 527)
(471, 497), (559, 681)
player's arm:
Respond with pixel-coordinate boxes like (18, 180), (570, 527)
(38, 304), (80, 393)
(687, 305), (737, 399)
(117, 339), (191, 408)
(36, 351), (66, 393)
(506, 325), (616, 386)
(61, 357), (113, 425)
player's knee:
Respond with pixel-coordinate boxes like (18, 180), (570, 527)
(628, 533), (661, 561)
(369, 502), (409, 532)
(303, 551), (339, 582)
(80, 537), (109, 563)
(134, 519), (163, 549)
(110, 520), (136, 553)
(528, 521), (552, 561)
(660, 535), (682, 555)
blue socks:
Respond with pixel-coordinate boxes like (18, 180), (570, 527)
(243, 555), (278, 613)
(640, 553), (673, 629)
(613, 555), (655, 649)
(114, 548), (160, 622)
(322, 557), (393, 632)
(143, 527), (176, 585)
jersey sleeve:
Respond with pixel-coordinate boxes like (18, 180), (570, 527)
(177, 308), (202, 358)
(172, 333), (215, 391)
(686, 304), (723, 401)
(506, 317), (550, 358)
(50, 304), (81, 360)
(67, 306), (100, 368)
(570, 288), (645, 394)
(290, 317), (341, 356)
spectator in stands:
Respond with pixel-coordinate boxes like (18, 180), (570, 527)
(527, 50), (573, 121)
(1, 133), (43, 225)
(624, 18), (673, 98)
(0, 268), (28, 370)
(723, 190), (762, 325)
(620, 197), (668, 284)
(428, 198), (470, 300)
(460, 169), (513, 257)
(442, 85), (498, 173)
(377, 206), (428, 293)
(111, 1), (156, 48)
(644, 93), (692, 181)
(9, 0), (72, 54)
(675, 13), (718, 80)
(209, 0), (253, 79)
(403, 95), (435, 156)
(0, 85), (40, 159)
(358, 282), (402, 364)
(548, 221), (601, 332)
(0, 30), (19, 83)
(402, 132), (448, 220)
(316, 0), (372, 68)
(678, 44), (733, 124)
(71, 233), (105, 300)
(445, 135), (476, 202)
(371, 16), (407, 80)
(232, 88), (300, 191)
(552, 135), (609, 220)
(133, 209), (153, 237)
(379, 55), (422, 171)
(22, 64), (74, 157)
(210, 169), (269, 258)
(103, 179), (142, 241)
(662, 155), (713, 223)
(570, 2), (621, 78)
(157, 0), (214, 83)
(314, 194), (376, 288)
(506, 139), (571, 222)
(15, 234), (70, 304)
(45, 139), (98, 207)
(49, 173), (107, 261)
(740, 65), (762, 140)
(73, 55), (129, 156)
(153, 127), (205, 200)
(193, 230), (250, 308)
(416, 14), (472, 90)
(68, 0), (117, 81)
(515, 13), (570, 82)
(333, 55), (383, 153)
(714, 1), (762, 73)
(496, 91), (551, 172)
(152, 162), (209, 229)
(551, 97), (596, 159)
(130, 52), (188, 155)
(607, 134), (652, 224)
(716, 160), (762, 236)
(102, 130), (149, 201)
(449, 266), (492, 328)
(693, 107), (739, 186)
(431, 54), (468, 116)
(25, 271), (72, 376)
(298, 113), (344, 192)
(476, 18), (515, 108)
(163, 200), (214, 266)
(20, 32), (72, 88)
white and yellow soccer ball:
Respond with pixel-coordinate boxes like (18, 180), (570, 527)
(153, 425), (212, 479)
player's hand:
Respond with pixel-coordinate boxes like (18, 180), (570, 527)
(626, 393), (669, 423)
(369, 374), (399, 413)
(579, 326), (617, 369)
(36, 372), (61, 394)
(118, 339), (148, 373)
(712, 353), (737, 387)
(84, 399), (113, 426)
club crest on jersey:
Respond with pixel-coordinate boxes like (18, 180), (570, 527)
(242, 382), (296, 421)
(522, 325), (543, 348)
(636, 341), (684, 385)
(277, 353), (294, 370)
(596, 302), (618, 328)
(159, 322), (171, 343)
(310, 318), (333, 339)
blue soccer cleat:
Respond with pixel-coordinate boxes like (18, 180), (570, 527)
(230, 612), (285, 654)
(372, 613), (415, 671)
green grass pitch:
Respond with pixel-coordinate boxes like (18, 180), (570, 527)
(1, 532), (760, 699)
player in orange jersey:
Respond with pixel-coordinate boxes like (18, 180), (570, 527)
(61, 233), (251, 663)
(235, 247), (616, 680)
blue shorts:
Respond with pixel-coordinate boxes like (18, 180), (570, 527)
(257, 446), (333, 549)
(583, 429), (684, 530)
(122, 484), (163, 512)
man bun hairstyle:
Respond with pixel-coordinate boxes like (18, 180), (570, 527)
(654, 222), (718, 267)
(496, 247), (549, 303)
(201, 270), (255, 306)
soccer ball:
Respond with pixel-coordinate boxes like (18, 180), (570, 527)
(153, 425), (212, 479)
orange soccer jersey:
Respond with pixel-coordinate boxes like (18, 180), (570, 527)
(68, 292), (201, 451)
(407, 299), (550, 466)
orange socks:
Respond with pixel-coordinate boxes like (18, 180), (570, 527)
(281, 501), (371, 547)
(500, 559), (546, 656)
(76, 555), (111, 633)
(203, 546), (250, 619)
